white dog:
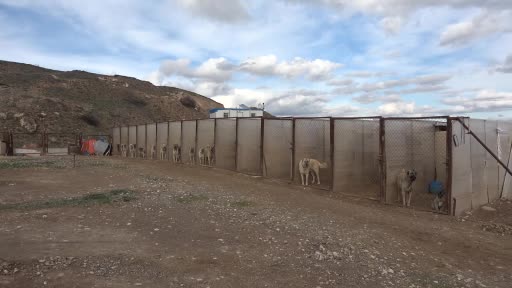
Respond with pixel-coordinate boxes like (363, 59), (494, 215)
(150, 145), (157, 159)
(172, 144), (181, 163)
(206, 145), (215, 166)
(128, 144), (137, 158)
(299, 158), (328, 186)
(397, 169), (417, 207)
(160, 144), (167, 160)
(198, 147), (206, 165)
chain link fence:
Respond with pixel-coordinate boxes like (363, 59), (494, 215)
(215, 118), (236, 170)
(263, 119), (293, 180)
(294, 118), (331, 189)
(237, 118), (261, 175)
(384, 117), (448, 211)
(333, 118), (381, 199)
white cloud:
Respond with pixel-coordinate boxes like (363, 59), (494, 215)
(240, 55), (342, 80)
(376, 101), (416, 116)
(440, 11), (512, 46)
(327, 78), (353, 86)
(380, 17), (403, 35)
(352, 94), (402, 104)
(441, 89), (512, 113)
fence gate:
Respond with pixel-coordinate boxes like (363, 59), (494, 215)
(237, 118), (261, 175)
(384, 117), (448, 211)
(197, 119), (215, 165)
(294, 118), (332, 189)
(333, 118), (381, 199)
(215, 118), (236, 170)
(263, 119), (293, 180)
(182, 120), (197, 164)
(156, 122), (169, 160)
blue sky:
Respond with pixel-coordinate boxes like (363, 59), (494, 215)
(1, 0), (511, 117)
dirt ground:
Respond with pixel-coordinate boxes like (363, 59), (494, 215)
(0, 156), (511, 288)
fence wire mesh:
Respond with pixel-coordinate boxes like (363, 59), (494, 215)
(156, 122), (168, 160)
(169, 122), (182, 162)
(182, 121), (197, 164)
(136, 124), (146, 158)
(197, 119), (215, 165)
(215, 118), (236, 170)
(146, 123), (157, 160)
(294, 119), (331, 188)
(113, 127), (121, 155)
(263, 119), (293, 180)
(128, 126), (137, 158)
(47, 133), (77, 155)
(333, 118), (380, 198)
(237, 118), (261, 175)
(384, 118), (448, 211)
(12, 133), (43, 155)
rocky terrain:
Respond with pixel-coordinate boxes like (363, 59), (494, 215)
(0, 60), (223, 135)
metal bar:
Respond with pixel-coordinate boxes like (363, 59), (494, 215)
(383, 116), (450, 120)
(379, 117), (386, 202)
(446, 118), (454, 215)
(456, 118), (512, 177)
(291, 118), (296, 181)
(180, 120), (184, 163)
(214, 118), (217, 166)
(195, 120), (198, 165)
(330, 117), (335, 190)
(260, 117), (265, 176)
(235, 118), (239, 171)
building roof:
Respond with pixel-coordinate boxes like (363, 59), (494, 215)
(209, 108), (262, 113)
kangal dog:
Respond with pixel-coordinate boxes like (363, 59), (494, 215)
(128, 144), (137, 158)
(160, 144), (167, 160)
(119, 144), (127, 157)
(198, 147), (206, 165)
(172, 144), (181, 163)
(189, 147), (195, 163)
(150, 145), (157, 160)
(397, 169), (417, 207)
(138, 147), (146, 158)
(298, 158), (328, 186)
(206, 145), (215, 166)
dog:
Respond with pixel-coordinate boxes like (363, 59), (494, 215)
(189, 147), (195, 163)
(138, 147), (146, 158)
(129, 144), (137, 158)
(299, 158), (328, 186)
(172, 144), (181, 163)
(150, 145), (156, 159)
(397, 169), (417, 207)
(198, 147), (206, 165)
(119, 144), (127, 157)
(160, 144), (167, 160)
(206, 145), (215, 166)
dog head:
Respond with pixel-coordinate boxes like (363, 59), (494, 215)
(301, 158), (310, 168)
(407, 169), (417, 182)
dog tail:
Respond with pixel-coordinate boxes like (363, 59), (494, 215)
(319, 162), (328, 169)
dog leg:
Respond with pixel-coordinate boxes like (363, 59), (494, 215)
(401, 188), (406, 207)
(407, 190), (412, 207)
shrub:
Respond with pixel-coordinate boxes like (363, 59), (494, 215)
(80, 113), (100, 127)
(180, 96), (196, 108)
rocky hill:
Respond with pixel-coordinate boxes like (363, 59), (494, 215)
(0, 60), (224, 135)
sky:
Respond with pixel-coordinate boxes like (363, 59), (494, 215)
(1, 0), (511, 118)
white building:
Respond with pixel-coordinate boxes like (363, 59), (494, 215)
(209, 108), (264, 118)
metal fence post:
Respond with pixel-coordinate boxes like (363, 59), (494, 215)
(446, 117), (453, 215)
(145, 123), (148, 159)
(167, 122), (170, 161)
(291, 118), (296, 182)
(180, 120), (184, 163)
(379, 117), (386, 203)
(235, 117), (239, 171)
(195, 120), (198, 165)
(330, 117), (334, 190)
(260, 117), (265, 176)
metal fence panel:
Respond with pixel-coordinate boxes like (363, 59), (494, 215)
(182, 120), (197, 164)
(13, 133), (43, 155)
(333, 119), (380, 198)
(169, 121), (182, 153)
(470, 119), (487, 208)
(129, 126), (137, 157)
(384, 119), (445, 210)
(156, 122), (169, 160)
(113, 127), (121, 155)
(237, 118), (261, 175)
(215, 118), (236, 170)
(498, 121), (512, 196)
(485, 120), (499, 202)
(197, 119), (215, 165)
(47, 133), (76, 155)
(136, 124), (146, 158)
(450, 118), (472, 215)
(294, 119), (331, 188)
(121, 126), (129, 157)
(263, 119), (293, 180)
(146, 123), (157, 159)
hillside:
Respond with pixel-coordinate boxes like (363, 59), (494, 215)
(0, 60), (223, 135)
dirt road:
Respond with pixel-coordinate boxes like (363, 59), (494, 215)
(1, 156), (511, 287)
